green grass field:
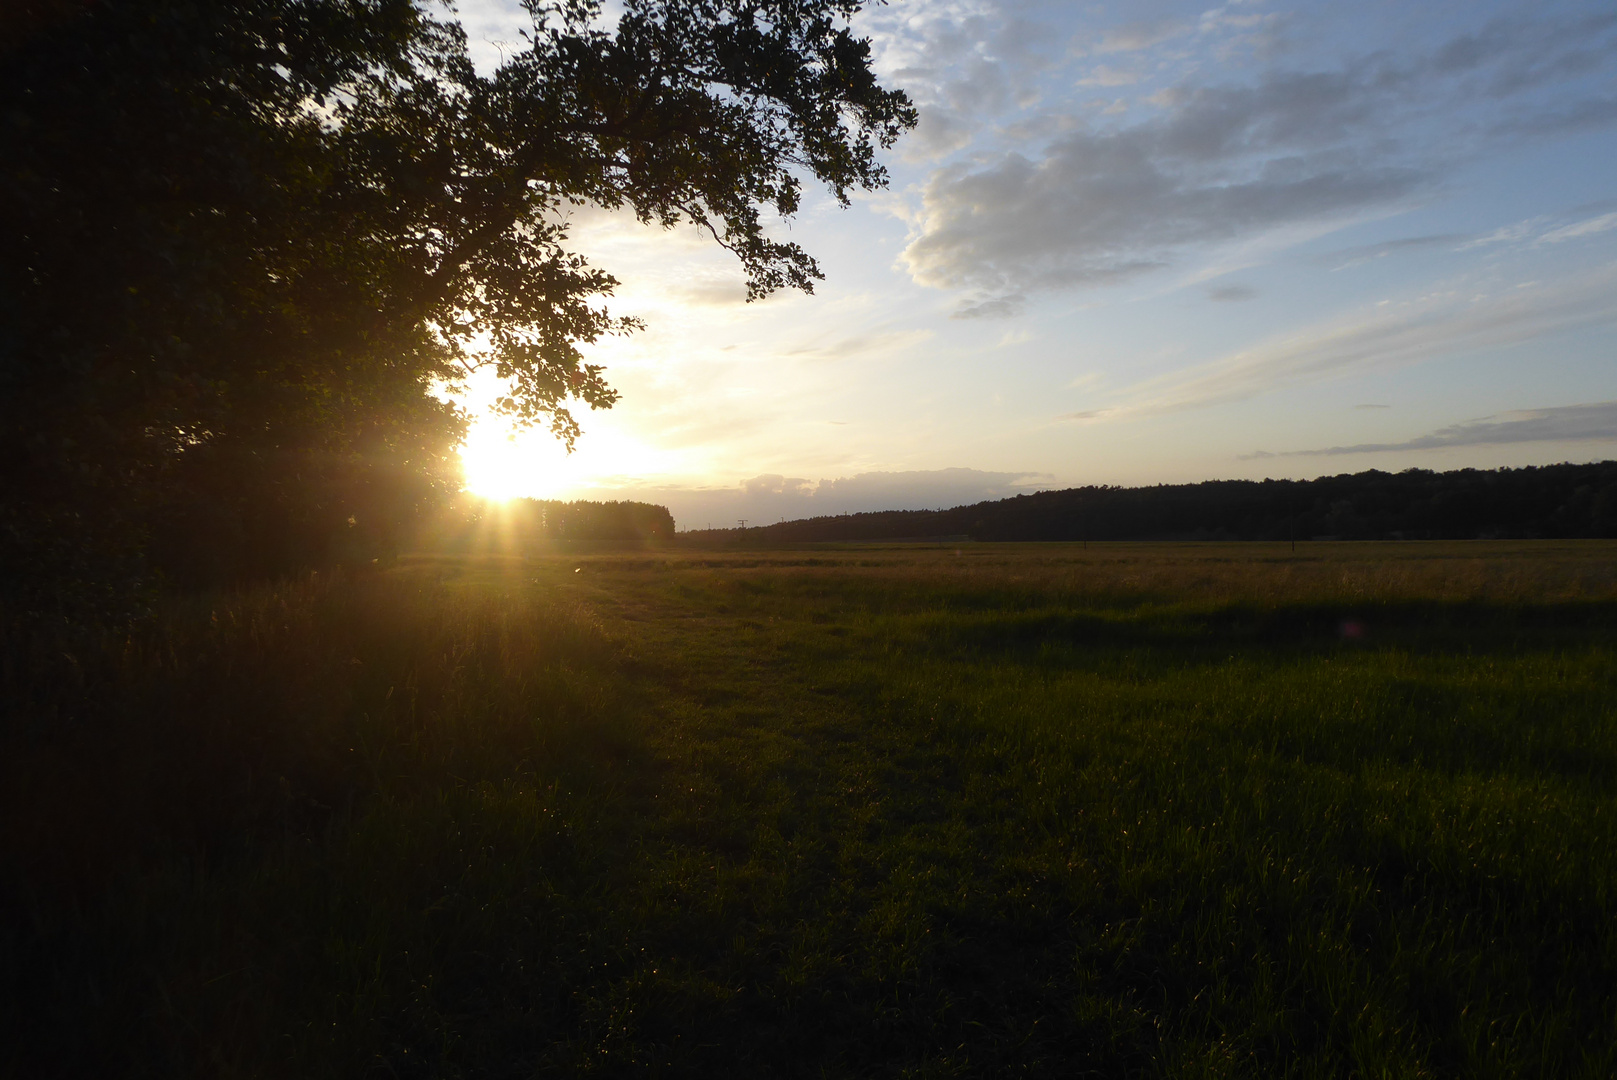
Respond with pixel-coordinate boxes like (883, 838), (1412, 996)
(5, 542), (1616, 1077)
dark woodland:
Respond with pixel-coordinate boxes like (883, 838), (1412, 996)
(424, 496), (678, 550)
(691, 461), (1617, 544)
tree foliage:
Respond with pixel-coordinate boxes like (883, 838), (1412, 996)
(0, 0), (913, 601)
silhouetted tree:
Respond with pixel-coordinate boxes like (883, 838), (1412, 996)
(1, 0), (913, 605)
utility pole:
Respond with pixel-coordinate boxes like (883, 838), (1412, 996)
(737, 519), (748, 529)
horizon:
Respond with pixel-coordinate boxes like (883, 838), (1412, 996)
(459, 458), (1617, 534)
(454, 0), (1617, 524)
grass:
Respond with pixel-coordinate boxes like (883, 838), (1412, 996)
(3, 541), (1615, 1077)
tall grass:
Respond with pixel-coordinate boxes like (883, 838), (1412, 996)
(4, 543), (1615, 1076)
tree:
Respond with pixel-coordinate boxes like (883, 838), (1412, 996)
(0, 0), (914, 601)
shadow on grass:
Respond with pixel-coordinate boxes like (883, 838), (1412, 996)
(932, 599), (1617, 660)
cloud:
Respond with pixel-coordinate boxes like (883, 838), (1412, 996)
(1208, 284), (1257, 302)
(900, 68), (1434, 296)
(953, 294), (1026, 319)
(1085, 20), (1187, 55)
(1118, 266), (1617, 414)
(1457, 219), (1543, 250)
(864, 1), (1064, 162)
(1321, 234), (1467, 270)
(1247, 402), (1617, 457)
(1458, 209), (1617, 253)
(783, 328), (934, 360)
(1538, 210), (1617, 245)
(670, 277), (750, 306)
(612, 468), (1052, 528)
(1077, 64), (1142, 88)
(900, 11), (1617, 303)
(902, 124), (1423, 295)
(743, 474), (814, 496)
(907, 107), (979, 159)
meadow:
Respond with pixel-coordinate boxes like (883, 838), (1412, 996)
(4, 541), (1616, 1077)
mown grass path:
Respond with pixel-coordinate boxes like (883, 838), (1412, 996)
(4, 542), (1616, 1077)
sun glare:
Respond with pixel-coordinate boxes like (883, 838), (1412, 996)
(460, 424), (564, 501)
(459, 416), (674, 502)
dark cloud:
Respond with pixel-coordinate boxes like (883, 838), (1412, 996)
(1245, 402), (1617, 458)
(1208, 284), (1257, 302)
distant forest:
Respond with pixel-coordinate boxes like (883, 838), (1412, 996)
(422, 498), (676, 553)
(686, 463), (1617, 544)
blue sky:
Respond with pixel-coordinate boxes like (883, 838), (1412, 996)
(454, 0), (1617, 529)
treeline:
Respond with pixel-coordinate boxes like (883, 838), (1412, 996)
(687, 463), (1617, 545)
(421, 498), (675, 553)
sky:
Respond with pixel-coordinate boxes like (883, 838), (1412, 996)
(453, 0), (1617, 530)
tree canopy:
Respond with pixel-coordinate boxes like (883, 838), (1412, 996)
(0, 0), (914, 602)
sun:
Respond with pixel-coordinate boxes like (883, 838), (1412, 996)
(459, 407), (682, 503)
(459, 423), (573, 501)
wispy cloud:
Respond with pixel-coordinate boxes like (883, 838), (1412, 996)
(1538, 210), (1617, 244)
(1322, 234), (1467, 270)
(1244, 402), (1617, 458)
(1115, 266), (1617, 414)
(783, 328), (934, 361)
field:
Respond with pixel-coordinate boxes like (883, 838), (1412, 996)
(4, 541), (1617, 1077)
